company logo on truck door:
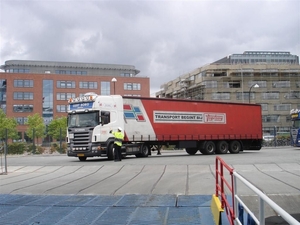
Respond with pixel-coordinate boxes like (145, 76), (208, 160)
(154, 111), (226, 124)
(124, 104), (145, 121)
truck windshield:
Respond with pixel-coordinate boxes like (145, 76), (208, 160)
(68, 112), (98, 128)
(292, 120), (300, 129)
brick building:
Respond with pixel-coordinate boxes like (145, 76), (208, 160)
(0, 60), (149, 140)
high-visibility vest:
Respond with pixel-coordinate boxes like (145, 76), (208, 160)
(112, 131), (124, 146)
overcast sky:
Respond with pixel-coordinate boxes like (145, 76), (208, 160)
(1, 0), (299, 95)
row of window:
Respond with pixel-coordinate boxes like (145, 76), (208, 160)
(13, 80), (142, 91)
(209, 91), (300, 100)
(55, 70), (87, 75)
(231, 59), (298, 64)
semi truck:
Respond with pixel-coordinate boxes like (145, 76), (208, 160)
(290, 109), (300, 147)
(67, 93), (262, 161)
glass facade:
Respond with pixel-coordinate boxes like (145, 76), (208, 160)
(0, 79), (6, 113)
(43, 80), (53, 125)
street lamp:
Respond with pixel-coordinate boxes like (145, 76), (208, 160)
(249, 83), (259, 103)
(111, 77), (117, 94)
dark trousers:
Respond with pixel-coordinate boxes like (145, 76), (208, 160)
(114, 144), (122, 161)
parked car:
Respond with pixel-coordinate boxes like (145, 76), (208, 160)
(263, 135), (274, 142)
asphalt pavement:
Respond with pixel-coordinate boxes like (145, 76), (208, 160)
(0, 147), (299, 224)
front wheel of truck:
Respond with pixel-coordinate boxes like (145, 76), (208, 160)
(107, 143), (114, 160)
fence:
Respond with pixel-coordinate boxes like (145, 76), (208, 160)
(215, 156), (299, 225)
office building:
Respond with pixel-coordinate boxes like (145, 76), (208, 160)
(156, 51), (300, 134)
(0, 60), (149, 139)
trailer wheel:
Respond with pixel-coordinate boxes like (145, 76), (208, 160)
(78, 157), (87, 161)
(136, 144), (149, 158)
(216, 141), (228, 154)
(186, 148), (198, 155)
(229, 141), (241, 154)
(203, 141), (216, 155)
(107, 143), (114, 160)
(140, 144), (149, 157)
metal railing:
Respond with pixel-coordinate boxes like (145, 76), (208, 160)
(215, 156), (299, 225)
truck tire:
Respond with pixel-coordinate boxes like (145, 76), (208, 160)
(202, 141), (216, 155)
(78, 156), (87, 161)
(229, 141), (241, 154)
(140, 144), (149, 157)
(186, 148), (198, 155)
(107, 143), (114, 160)
(136, 144), (149, 158)
(216, 141), (228, 154)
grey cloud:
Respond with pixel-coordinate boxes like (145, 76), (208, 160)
(1, 0), (299, 95)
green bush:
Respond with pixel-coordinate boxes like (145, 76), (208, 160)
(8, 142), (27, 155)
(50, 142), (67, 154)
(26, 144), (45, 154)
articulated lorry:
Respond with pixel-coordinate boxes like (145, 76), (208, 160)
(67, 93), (262, 161)
(290, 109), (300, 147)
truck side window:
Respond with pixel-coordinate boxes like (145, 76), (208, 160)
(100, 111), (110, 125)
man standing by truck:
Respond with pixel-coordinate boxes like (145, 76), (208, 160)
(110, 127), (124, 162)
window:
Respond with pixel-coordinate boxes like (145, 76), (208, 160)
(57, 81), (75, 88)
(212, 92), (230, 100)
(224, 81), (240, 88)
(101, 81), (110, 95)
(249, 81), (266, 88)
(284, 91), (300, 99)
(272, 81), (290, 88)
(260, 104), (268, 111)
(14, 80), (33, 87)
(100, 111), (110, 125)
(124, 83), (141, 90)
(8, 69), (29, 73)
(57, 105), (67, 112)
(13, 92), (33, 100)
(121, 73), (132, 77)
(274, 104), (291, 111)
(203, 80), (217, 88)
(13, 105), (33, 112)
(262, 115), (280, 123)
(236, 92), (252, 100)
(55, 70), (87, 75)
(262, 92), (279, 100)
(57, 93), (76, 100)
(15, 117), (28, 125)
(79, 82), (98, 89)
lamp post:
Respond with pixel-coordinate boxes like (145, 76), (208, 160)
(111, 78), (117, 94)
(249, 83), (259, 103)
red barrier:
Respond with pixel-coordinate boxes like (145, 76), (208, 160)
(215, 156), (235, 225)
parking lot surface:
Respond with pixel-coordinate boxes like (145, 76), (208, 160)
(0, 147), (299, 224)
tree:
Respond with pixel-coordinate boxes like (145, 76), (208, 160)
(47, 116), (67, 140)
(25, 113), (45, 144)
(0, 109), (18, 141)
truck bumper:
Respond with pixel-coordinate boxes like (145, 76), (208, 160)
(67, 150), (107, 158)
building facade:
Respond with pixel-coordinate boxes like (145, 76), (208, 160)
(0, 60), (149, 140)
(155, 51), (300, 135)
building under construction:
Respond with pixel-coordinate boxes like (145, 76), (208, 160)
(155, 51), (300, 134)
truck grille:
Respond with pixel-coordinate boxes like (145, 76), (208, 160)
(71, 131), (91, 151)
